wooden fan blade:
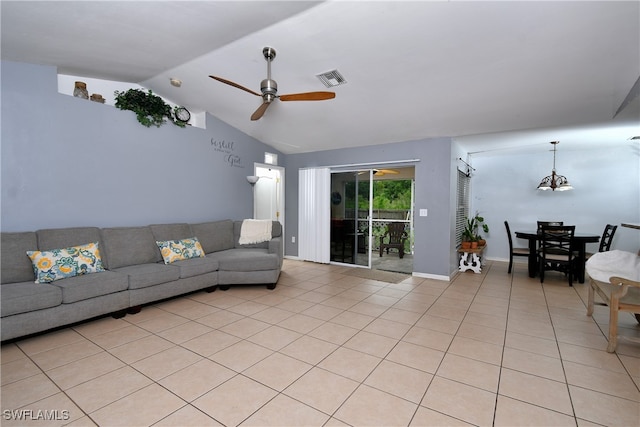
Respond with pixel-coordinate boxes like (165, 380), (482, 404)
(209, 75), (261, 97)
(380, 169), (399, 174)
(279, 91), (336, 101)
(251, 102), (271, 121)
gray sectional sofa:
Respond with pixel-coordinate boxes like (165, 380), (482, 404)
(1, 220), (282, 341)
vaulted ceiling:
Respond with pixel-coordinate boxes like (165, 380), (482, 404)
(2, 1), (639, 154)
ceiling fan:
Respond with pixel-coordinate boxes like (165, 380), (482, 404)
(358, 169), (400, 176)
(209, 47), (336, 121)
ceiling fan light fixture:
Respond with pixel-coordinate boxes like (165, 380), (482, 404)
(317, 70), (346, 88)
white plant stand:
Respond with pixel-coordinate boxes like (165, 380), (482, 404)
(458, 246), (486, 273)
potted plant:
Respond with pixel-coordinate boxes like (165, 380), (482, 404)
(114, 88), (186, 128)
(461, 222), (474, 249)
(474, 213), (489, 246)
(461, 213), (489, 248)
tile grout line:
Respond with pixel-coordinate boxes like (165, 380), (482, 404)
(3, 260), (639, 426)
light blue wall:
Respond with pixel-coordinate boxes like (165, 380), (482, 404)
(284, 138), (458, 279)
(470, 145), (640, 259)
(1, 61), (282, 231)
(6, 61), (634, 279)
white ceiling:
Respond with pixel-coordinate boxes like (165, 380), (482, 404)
(2, 1), (639, 155)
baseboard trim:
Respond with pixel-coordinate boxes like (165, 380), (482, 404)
(412, 271), (450, 281)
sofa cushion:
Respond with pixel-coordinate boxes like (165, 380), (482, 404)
(1, 282), (62, 316)
(101, 226), (161, 269)
(112, 263), (180, 289)
(156, 237), (205, 264)
(150, 223), (193, 242)
(208, 249), (280, 271)
(171, 257), (220, 279)
(27, 242), (105, 283)
(37, 227), (103, 251)
(1, 232), (37, 284)
(191, 220), (235, 253)
(49, 270), (129, 304)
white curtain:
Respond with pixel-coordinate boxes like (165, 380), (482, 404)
(298, 167), (330, 263)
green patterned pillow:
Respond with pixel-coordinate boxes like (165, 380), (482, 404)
(156, 237), (205, 264)
(27, 242), (105, 283)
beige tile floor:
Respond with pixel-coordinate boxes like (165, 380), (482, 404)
(2, 259), (639, 426)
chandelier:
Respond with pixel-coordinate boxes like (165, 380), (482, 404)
(537, 141), (573, 191)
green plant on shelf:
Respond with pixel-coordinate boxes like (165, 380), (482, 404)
(114, 89), (186, 128)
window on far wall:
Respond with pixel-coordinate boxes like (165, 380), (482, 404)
(455, 169), (470, 247)
(265, 152), (278, 165)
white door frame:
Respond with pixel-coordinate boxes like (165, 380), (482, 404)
(253, 163), (285, 228)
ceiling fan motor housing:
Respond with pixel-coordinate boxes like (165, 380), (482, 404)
(260, 78), (278, 101)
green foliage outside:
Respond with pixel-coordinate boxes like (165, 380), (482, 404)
(344, 180), (412, 210)
(344, 179), (413, 253)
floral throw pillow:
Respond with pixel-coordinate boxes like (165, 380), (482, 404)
(27, 242), (105, 283)
(156, 237), (205, 264)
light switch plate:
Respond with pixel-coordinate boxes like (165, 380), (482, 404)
(419, 209), (428, 217)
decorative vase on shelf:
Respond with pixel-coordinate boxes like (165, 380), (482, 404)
(90, 93), (105, 103)
(73, 81), (88, 99)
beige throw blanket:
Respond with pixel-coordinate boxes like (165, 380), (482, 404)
(239, 219), (273, 245)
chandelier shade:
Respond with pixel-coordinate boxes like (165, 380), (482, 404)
(537, 141), (573, 191)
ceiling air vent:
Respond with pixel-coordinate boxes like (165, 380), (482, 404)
(317, 70), (346, 88)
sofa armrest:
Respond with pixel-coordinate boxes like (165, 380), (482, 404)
(269, 237), (283, 266)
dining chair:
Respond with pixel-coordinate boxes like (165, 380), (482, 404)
(379, 222), (408, 258)
(504, 221), (530, 274)
(585, 224), (617, 260)
(539, 225), (576, 286)
(537, 221), (564, 232)
(536, 222), (564, 251)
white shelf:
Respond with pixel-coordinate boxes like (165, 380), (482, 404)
(57, 74), (205, 129)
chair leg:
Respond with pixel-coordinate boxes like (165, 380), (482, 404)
(586, 280), (595, 316)
(568, 266), (573, 287)
(607, 296), (620, 353)
(508, 254), (513, 274)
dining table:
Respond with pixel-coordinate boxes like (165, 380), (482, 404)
(514, 230), (600, 283)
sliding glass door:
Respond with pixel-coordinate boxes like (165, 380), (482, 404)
(330, 170), (372, 266)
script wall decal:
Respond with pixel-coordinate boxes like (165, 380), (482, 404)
(211, 139), (243, 168)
